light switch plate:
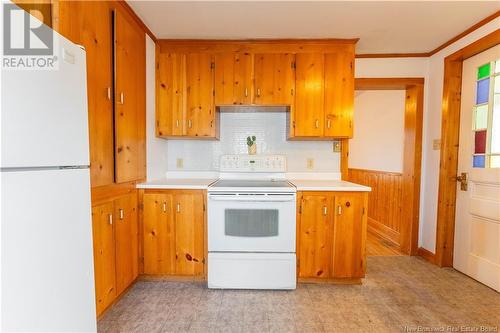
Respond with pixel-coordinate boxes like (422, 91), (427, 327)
(332, 140), (342, 153)
(307, 158), (314, 170)
(176, 158), (184, 169)
(433, 139), (441, 150)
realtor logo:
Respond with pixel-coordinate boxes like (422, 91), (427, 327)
(2, 3), (58, 69)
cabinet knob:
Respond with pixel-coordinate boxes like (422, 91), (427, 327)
(345, 201), (351, 207)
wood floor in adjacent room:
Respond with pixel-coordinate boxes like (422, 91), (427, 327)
(98, 256), (500, 333)
(366, 230), (404, 256)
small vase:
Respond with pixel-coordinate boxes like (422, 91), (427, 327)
(248, 143), (257, 155)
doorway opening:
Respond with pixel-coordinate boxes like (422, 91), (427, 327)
(341, 78), (424, 257)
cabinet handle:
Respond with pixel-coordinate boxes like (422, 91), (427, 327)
(315, 119), (319, 128)
(177, 203), (180, 213)
(162, 202), (167, 213)
(187, 120), (192, 128)
(337, 205), (342, 215)
(119, 208), (124, 220)
(257, 88), (261, 97)
(118, 92), (124, 105)
(107, 87), (111, 100)
(108, 214), (113, 225)
(323, 206), (327, 216)
(245, 87), (248, 97)
(327, 119), (331, 129)
(176, 119), (179, 128)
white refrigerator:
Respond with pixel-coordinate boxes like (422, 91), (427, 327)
(1, 30), (97, 331)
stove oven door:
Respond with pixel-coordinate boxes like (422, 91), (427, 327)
(207, 192), (296, 253)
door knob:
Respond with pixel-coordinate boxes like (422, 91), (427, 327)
(456, 172), (468, 191)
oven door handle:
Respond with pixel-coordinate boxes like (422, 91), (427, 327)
(208, 194), (295, 202)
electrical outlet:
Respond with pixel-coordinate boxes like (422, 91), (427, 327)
(332, 140), (342, 153)
(176, 158), (184, 169)
(433, 139), (441, 150)
(307, 158), (314, 170)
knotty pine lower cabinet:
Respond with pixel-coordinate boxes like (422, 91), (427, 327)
(91, 192), (139, 317)
(142, 190), (206, 277)
(297, 191), (368, 281)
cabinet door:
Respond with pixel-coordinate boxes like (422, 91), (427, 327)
(143, 193), (175, 274)
(294, 53), (325, 137)
(253, 53), (295, 105)
(215, 52), (253, 105)
(332, 193), (367, 278)
(174, 192), (205, 275)
(157, 53), (186, 137)
(186, 53), (216, 137)
(324, 52), (354, 138)
(114, 9), (146, 182)
(298, 193), (333, 278)
(114, 193), (138, 294)
(91, 202), (116, 316)
(59, 1), (114, 187)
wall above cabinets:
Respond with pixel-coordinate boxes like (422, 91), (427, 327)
(156, 39), (357, 141)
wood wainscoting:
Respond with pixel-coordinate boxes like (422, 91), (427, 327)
(349, 168), (402, 247)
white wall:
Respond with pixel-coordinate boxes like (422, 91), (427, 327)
(350, 90), (406, 173)
(166, 111), (340, 173)
(145, 36), (168, 180)
(419, 17), (500, 253)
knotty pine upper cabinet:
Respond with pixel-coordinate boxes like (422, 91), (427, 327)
(91, 202), (116, 316)
(157, 53), (186, 137)
(293, 53), (325, 137)
(253, 53), (295, 106)
(185, 53), (217, 138)
(58, 1), (114, 187)
(215, 52), (253, 105)
(324, 52), (355, 138)
(113, 193), (139, 295)
(114, 9), (146, 183)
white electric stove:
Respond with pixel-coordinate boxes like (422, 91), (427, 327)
(207, 155), (297, 290)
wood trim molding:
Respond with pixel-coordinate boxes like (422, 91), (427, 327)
(117, 0), (157, 42)
(159, 39), (357, 53)
(434, 30), (500, 267)
(428, 10), (500, 56)
(355, 10), (499, 59)
(355, 78), (425, 90)
(417, 247), (436, 265)
(346, 77), (424, 256)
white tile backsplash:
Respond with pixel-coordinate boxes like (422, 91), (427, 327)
(166, 111), (340, 172)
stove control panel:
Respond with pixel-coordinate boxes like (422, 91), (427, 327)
(219, 155), (286, 172)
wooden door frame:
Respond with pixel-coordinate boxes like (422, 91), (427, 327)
(434, 30), (500, 267)
(341, 77), (424, 255)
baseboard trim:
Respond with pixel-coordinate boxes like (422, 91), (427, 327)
(418, 247), (436, 264)
(298, 277), (362, 285)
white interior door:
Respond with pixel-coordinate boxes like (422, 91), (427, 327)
(454, 45), (500, 292)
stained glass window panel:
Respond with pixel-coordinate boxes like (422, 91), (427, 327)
(473, 155), (485, 168)
(477, 63), (491, 79)
(476, 78), (490, 104)
(474, 104), (488, 130)
(490, 155), (500, 168)
(475, 130), (487, 153)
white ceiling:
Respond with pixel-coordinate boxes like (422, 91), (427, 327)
(128, 1), (500, 54)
